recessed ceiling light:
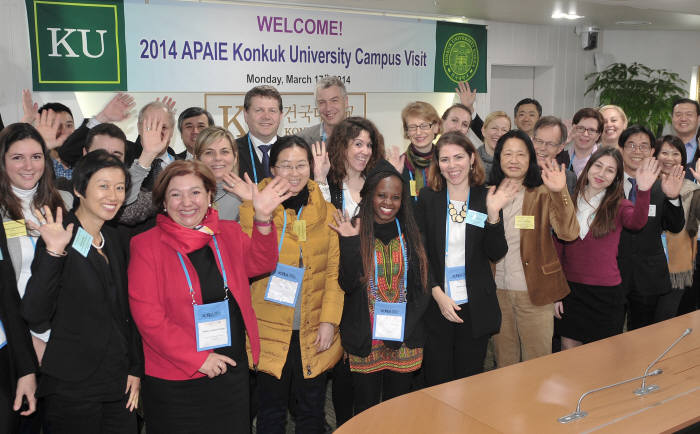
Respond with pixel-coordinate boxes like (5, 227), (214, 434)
(615, 20), (652, 25)
(552, 11), (584, 20)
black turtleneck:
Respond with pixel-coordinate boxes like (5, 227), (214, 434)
(374, 219), (398, 244)
(282, 185), (310, 213)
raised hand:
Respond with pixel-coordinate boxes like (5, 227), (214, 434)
(690, 158), (700, 183)
(541, 159), (567, 193)
(27, 206), (74, 254)
(139, 115), (167, 167)
(198, 353), (236, 378)
(312, 141), (331, 182)
(661, 163), (685, 199)
(486, 178), (519, 221)
(328, 209), (360, 237)
(455, 81), (476, 112)
(222, 172), (254, 201)
(34, 109), (62, 150)
(253, 177), (293, 221)
(20, 89), (39, 124)
(635, 157), (660, 192)
(156, 96), (176, 114)
(386, 145), (406, 173)
(96, 92), (135, 123)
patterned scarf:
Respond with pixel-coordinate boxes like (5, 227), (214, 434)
(405, 144), (434, 194)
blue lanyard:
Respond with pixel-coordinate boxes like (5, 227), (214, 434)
(445, 189), (470, 257)
(247, 135), (258, 184)
(408, 168), (426, 202)
(320, 122), (327, 144)
(176, 235), (229, 305)
(372, 219), (408, 301)
(277, 206), (303, 255)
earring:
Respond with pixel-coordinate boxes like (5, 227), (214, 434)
(163, 207), (167, 212)
(208, 203), (212, 208)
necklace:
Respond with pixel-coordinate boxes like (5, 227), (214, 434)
(92, 231), (105, 249)
(448, 201), (467, 223)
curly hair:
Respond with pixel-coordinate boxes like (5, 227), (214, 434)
(327, 117), (385, 185)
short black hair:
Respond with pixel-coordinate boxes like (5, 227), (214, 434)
(38, 102), (73, 118)
(514, 98), (542, 117)
(177, 107), (215, 132)
(488, 129), (543, 188)
(85, 123), (127, 152)
(672, 98), (700, 116)
(269, 135), (315, 180)
(656, 135), (687, 167)
(618, 125), (656, 150)
(72, 149), (130, 199)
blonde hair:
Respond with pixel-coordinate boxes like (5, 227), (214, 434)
(599, 105), (628, 125)
(401, 101), (441, 139)
(483, 111), (512, 129)
(194, 126), (238, 174)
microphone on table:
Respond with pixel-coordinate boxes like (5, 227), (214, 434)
(634, 328), (692, 396)
(558, 369), (663, 423)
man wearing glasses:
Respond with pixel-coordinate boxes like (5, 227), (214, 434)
(532, 116), (577, 194)
(568, 108), (604, 177)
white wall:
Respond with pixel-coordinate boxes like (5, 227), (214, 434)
(1, 0), (597, 151)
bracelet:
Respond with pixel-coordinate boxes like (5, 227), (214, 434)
(46, 248), (67, 257)
(254, 218), (273, 226)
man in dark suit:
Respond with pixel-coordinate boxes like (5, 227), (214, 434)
(176, 107), (215, 160)
(618, 125), (685, 330)
(236, 86), (283, 183)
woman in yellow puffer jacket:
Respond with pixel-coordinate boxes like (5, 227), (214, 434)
(239, 135), (343, 434)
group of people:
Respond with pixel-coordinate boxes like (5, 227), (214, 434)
(1, 76), (699, 434)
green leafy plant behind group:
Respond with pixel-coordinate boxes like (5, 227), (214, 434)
(585, 62), (688, 136)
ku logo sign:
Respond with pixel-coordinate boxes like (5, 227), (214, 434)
(47, 28), (108, 58)
(26, 0), (127, 90)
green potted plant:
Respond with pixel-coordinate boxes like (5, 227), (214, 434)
(585, 62), (688, 136)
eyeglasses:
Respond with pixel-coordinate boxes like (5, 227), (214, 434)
(573, 126), (600, 136)
(626, 143), (651, 153)
(275, 162), (310, 173)
(533, 137), (560, 148)
(406, 122), (435, 133)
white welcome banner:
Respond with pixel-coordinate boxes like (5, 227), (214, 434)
(124, 0), (436, 92)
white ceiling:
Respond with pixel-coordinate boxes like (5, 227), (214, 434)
(238, 0), (700, 30)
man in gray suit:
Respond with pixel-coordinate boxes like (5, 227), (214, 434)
(298, 76), (348, 145)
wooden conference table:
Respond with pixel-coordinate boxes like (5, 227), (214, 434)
(336, 312), (700, 433)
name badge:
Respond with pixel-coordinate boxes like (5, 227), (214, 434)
(372, 301), (406, 341)
(293, 220), (307, 242)
(71, 227), (93, 257)
(265, 263), (304, 306)
(0, 319), (6, 350)
(3, 220), (27, 238)
(661, 233), (668, 261)
(515, 215), (535, 230)
(446, 265), (468, 304)
(465, 210), (487, 228)
(409, 180), (417, 197)
(193, 300), (231, 351)
(648, 204), (656, 217)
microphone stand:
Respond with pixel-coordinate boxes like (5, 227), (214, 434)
(558, 369), (662, 423)
(634, 328), (692, 396)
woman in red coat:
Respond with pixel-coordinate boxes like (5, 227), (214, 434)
(128, 160), (292, 434)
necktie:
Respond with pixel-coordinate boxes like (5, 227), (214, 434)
(628, 178), (637, 204)
(259, 144), (271, 178)
(142, 158), (163, 191)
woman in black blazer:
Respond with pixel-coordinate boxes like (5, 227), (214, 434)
(416, 131), (516, 387)
(22, 150), (143, 434)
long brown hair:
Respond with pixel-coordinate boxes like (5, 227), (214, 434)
(0, 123), (66, 220)
(327, 117), (385, 185)
(428, 131), (485, 191)
(355, 164), (428, 291)
(573, 147), (624, 238)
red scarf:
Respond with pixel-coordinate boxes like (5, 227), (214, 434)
(156, 208), (221, 254)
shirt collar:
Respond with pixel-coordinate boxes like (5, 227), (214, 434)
(249, 134), (277, 148)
